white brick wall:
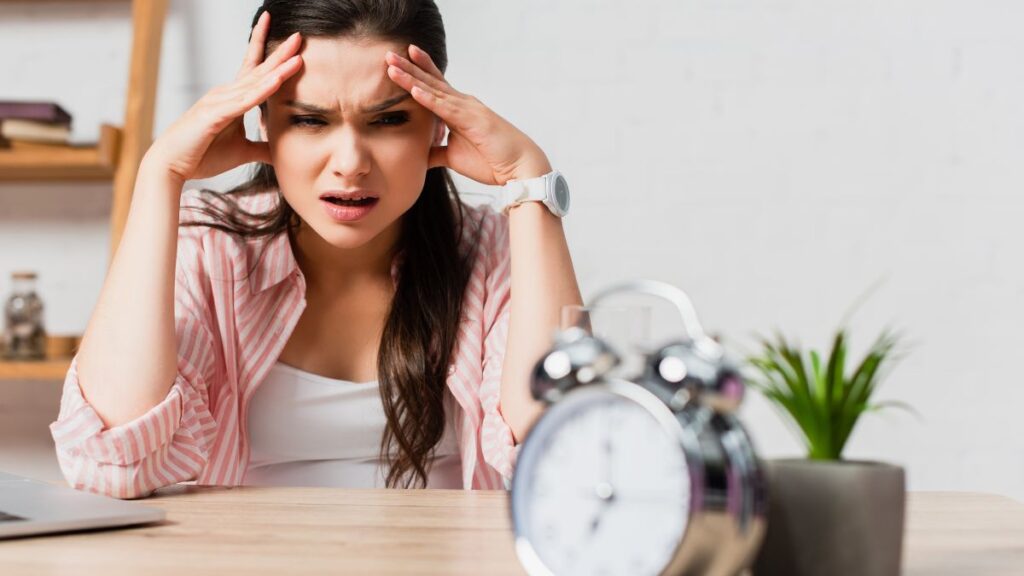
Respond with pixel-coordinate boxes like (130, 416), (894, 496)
(1, 1), (1021, 498)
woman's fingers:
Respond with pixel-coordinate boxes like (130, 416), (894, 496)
(252, 32), (303, 78)
(226, 32), (304, 114)
(248, 54), (303, 107)
(385, 50), (452, 95)
(237, 10), (270, 80)
(387, 65), (472, 131)
(408, 44), (445, 79)
(258, 53), (303, 91)
(212, 54), (302, 127)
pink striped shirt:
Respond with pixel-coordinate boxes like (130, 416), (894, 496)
(50, 187), (519, 498)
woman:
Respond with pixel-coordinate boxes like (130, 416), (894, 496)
(50, 0), (581, 497)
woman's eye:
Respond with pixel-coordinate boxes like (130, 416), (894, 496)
(289, 116), (325, 128)
(373, 112), (410, 127)
(286, 112), (409, 129)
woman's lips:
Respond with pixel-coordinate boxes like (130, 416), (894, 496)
(319, 189), (378, 201)
(320, 197), (379, 222)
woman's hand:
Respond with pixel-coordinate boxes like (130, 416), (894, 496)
(144, 11), (304, 183)
(385, 45), (552, 185)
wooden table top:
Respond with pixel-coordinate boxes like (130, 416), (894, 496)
(1, 487), (1022, 575)
(903, 492), (1024, 575)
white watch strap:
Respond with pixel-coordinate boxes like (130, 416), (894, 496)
(500, 174), (549, 214)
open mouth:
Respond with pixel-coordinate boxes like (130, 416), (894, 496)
(322, 197), (378, 207)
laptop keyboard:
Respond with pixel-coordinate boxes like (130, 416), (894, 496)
(0, 511), (27, 523)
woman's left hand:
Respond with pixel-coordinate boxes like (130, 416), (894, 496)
(386, 45), (552, 186)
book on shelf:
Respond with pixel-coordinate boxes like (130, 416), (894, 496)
(0, 100), (72, 124)
(0, 100), (73, 146)
(0, 119), (72, 145)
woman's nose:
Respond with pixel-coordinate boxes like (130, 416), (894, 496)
(327, 127), (371, 179)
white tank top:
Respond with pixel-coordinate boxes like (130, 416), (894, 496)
(244, 361), (462, 488)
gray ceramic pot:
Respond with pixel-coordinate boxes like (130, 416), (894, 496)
(751, 459), (905, 576)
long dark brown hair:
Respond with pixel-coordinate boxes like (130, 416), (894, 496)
(181, 0), (483, 488)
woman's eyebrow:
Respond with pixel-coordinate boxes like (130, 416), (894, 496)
(362, 94), (411, 113)
(285, 94), (412, 115)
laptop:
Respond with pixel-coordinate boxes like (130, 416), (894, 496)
(0, 470), (165, 539)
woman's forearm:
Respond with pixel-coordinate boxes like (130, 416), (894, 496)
(500, 200), (583, 443)
(75, 156), (185, 429)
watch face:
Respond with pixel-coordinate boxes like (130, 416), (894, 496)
(553, 174), (570, 213)
(512, 382), (691, 576)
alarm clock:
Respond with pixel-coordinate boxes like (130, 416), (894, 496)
(511, 280), (766, 576)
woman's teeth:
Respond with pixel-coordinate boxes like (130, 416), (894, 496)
(325, 197), (376, 206)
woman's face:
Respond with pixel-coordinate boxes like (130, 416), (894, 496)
(261, 36), (442, 251)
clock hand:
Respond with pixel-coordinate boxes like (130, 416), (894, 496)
(588, 510), (603, 536)
(603, 431), (613, 486)
(586, 494), (613, 540)
(589, 415), (615, 543)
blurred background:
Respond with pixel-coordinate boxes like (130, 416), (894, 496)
(0, 0), (1020, 499)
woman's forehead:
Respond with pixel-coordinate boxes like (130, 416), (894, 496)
(273, 36), (409, 114)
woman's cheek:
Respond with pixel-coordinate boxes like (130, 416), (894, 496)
(274, 134), (321, 176)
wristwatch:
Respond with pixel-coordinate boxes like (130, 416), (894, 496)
(496, 170), (571, 218)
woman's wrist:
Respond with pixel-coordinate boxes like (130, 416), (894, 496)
(504, 149), (553, 184)
(507, 163), (553, 183)
(138, 150), (188, 195)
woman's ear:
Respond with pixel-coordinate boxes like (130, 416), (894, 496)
(257, 105), (269, 141)
(432, 118), (447, 147)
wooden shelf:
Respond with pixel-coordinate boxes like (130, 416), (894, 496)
(0, 124), (121, 181)
(0, 358), (71, 381)
(0, 0), (168, 383)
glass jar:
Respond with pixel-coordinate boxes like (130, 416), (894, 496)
(3, 271), (46, 360)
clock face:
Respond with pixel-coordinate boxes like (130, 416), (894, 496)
(553, 174), (570, 213)
(512, 383), (692, 576)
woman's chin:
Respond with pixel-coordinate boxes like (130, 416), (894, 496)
(303, 215), (394, 249)
(313, 226), (379, 249)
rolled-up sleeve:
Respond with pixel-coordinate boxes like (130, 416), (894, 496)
(49, 232), (219, 499)
(477, 210), (522, 484)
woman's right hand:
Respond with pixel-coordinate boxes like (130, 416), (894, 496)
(144, 11), (303, 183)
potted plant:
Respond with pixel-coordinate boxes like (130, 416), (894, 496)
(746, 328), (908, 576)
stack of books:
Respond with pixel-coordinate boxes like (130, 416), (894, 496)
(0, 101), (73, 148)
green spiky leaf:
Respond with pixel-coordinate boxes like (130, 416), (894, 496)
(745, 327), (906, 460)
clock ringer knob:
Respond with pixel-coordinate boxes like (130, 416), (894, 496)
(530, 327), (621, 404)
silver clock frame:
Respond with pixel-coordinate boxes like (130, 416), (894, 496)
(511, 279), (766, 576)
(511, 377), (765, 576)
(511, 378), (703, 576)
